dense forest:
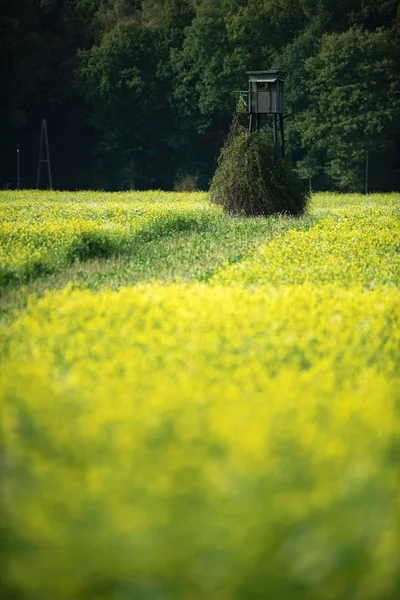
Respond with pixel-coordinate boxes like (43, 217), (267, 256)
(1, 0), (399, 191)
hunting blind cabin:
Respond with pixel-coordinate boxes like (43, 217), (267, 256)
(236, 70), (285, 158)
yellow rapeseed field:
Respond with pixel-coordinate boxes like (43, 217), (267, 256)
(212, 200), (399, 288)
(0, 190), (216, 285)
(1, 191), (399, 600)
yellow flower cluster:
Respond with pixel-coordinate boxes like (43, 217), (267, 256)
(1, 191), (399, 599)
(0, 190), (218, 284)
(213, 200), (400, 288)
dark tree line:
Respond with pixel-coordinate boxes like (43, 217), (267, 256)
(1, 0), (399, 191)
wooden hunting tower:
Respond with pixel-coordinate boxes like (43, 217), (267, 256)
(247, 70), (285, 115)
(235, 70), (285, 158)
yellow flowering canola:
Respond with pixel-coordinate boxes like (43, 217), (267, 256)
(212, 199), (400, 288)
(0, 190), (216, 285)
(1, 192), (400, 600)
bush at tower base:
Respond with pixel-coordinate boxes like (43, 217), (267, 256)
(209, 120), (310, 217)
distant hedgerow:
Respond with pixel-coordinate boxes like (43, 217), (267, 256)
(210, 118), (310, 217)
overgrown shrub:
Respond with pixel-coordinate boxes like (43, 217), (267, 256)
(210, 119), (310, 217)
(173, 173), (198, 192)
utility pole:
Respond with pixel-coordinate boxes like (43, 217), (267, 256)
(365, 150), (369, 195)
(37, 119), (53, 189)
(17, 144), (20, 189)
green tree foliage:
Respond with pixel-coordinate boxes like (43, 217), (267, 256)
(77, 0), (198, 189)
(299, 26), (400, 190)
(0, 0), (100, 189)
(0, 0), (45, 186)
(171, 0), (305, 119)
(0, 0), (399, 190)
(77, 20), (167, 188)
